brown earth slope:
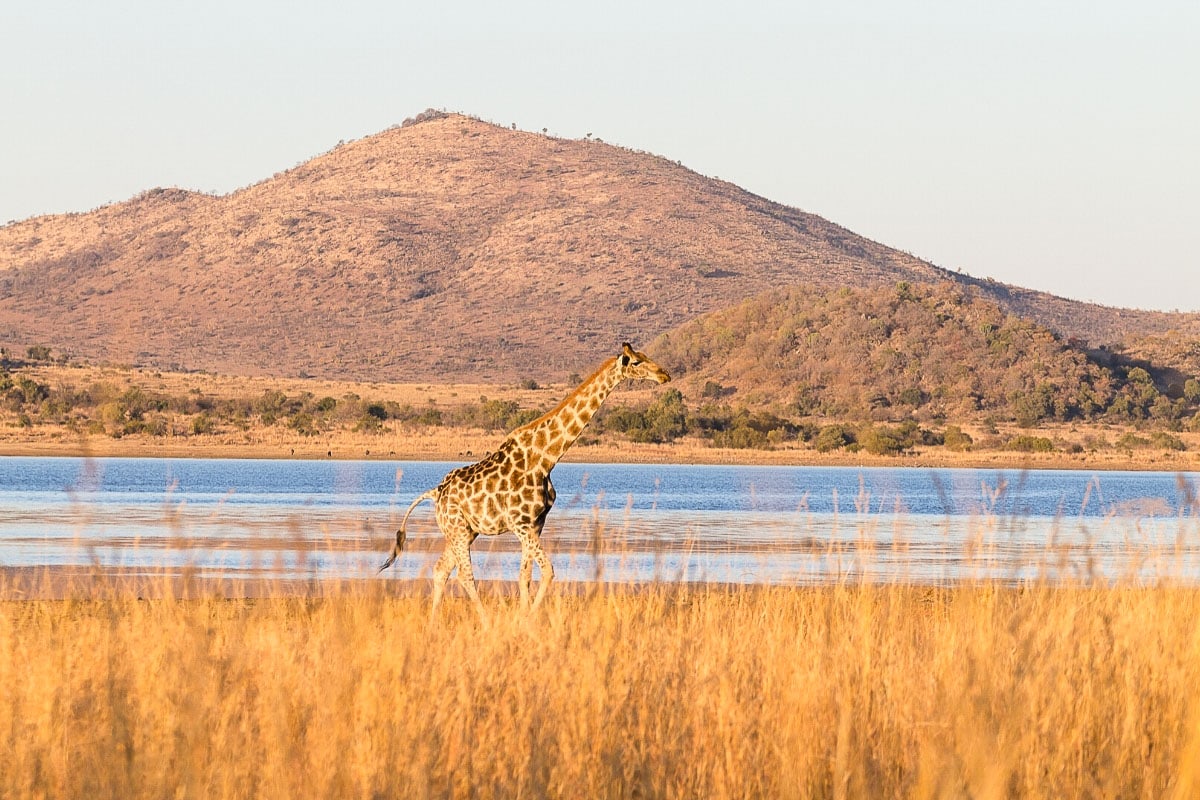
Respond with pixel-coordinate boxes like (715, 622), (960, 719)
(1, 110), (1196, 382)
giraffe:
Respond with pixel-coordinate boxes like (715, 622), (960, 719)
(379, 343), (671, 618)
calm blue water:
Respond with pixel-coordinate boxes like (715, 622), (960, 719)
(1, 457), (1198, 586)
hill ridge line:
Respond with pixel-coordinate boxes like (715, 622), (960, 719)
(1, 111), (1196, 382)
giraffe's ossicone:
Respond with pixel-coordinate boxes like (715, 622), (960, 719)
(379, 343), (671, 619)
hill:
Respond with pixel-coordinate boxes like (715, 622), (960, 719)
(652, 282), (1200, 429)
(1, 110), (1197, 382)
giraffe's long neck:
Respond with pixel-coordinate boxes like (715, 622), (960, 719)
(515, 357), (623, 468)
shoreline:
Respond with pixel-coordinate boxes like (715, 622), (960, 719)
(2, 431), (1199, 472)
(4, 363), (1199, 473)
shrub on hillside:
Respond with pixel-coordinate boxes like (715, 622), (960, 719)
(25, 345), (52, 362)
(451, 398), (540, 431)
(943, 425), (974, 452)
(6, 376), (50, 408)
(710, 424), (771, 449)
(1007, 435), (1055, 453)
(1186, 379), (1200, 403)
(857, 425), (908, 456)
(416, 407), (443, 426)
(601, 389), (688, 444)
(1149, 431), (1186, 451)
(701, 380), (734, 399)
(814, 425), (852, 453)
(1115, 432), (1151, 450)
(288, 412), (319, 436)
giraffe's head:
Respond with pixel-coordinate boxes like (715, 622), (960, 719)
(617, 342), (671, 384)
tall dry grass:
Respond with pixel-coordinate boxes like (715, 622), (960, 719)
(2, 574), (1199, 798)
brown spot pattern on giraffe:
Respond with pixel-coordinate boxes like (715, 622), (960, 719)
(382, 345), (671, 618)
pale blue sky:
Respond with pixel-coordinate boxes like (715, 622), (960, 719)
(3, 1), (1197, 311)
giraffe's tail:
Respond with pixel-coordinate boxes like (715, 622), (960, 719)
(379, 488), (437, 573)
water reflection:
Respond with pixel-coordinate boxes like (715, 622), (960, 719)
(0, 458), (1197, 587)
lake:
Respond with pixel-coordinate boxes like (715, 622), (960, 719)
(1, 457), (1198, 587)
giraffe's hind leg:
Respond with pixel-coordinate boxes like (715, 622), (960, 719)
(518, 546), (534, 608)
(530, 544), (555, 609)
(515, 525), (555, 610)
(454, 550), (487, 622)
(443, 526), (487, 622)
(429, 549), (455, 622)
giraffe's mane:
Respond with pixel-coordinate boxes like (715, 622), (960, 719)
(509, 355), (618, 437)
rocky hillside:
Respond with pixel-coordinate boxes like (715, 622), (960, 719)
(653, 282), (1200, 427)
(1, 110), (1196, 382)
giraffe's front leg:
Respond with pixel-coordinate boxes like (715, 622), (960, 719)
(518, 546), (534, 609)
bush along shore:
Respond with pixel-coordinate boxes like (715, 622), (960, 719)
(1, 350), (1198, 465)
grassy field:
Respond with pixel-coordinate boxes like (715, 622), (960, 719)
(5, 364), (1200, 796)
(2, 575), (1199, 798)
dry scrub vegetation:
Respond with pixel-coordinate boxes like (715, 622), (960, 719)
(656, 282), (1200, 430)
(3, 576), (1200, 798)
(4, 349), (1200, 467)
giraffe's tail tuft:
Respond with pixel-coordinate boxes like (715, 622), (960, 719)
(377, 529), (406, 573)
(379, 489), (437, 573)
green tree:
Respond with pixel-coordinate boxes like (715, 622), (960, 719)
(814, 425), (850, 453)
(711, 423), (770, 449)
(601, 389), (689, 444)
(626, 388), (688, 443)
(1127, 367), (1153, 385)
(11, 377), (49, 406)
(289, 412), (319, 436)
(1184, 379), (1200, 404)
(858, 425), (907, 456)
(702, 380), (732, 399)
(255, 390), (290, 425)
(943, 425), (974, 452)
(896, 387), (924, 407)
(1149, 431), (1186, 451)
(416, 408), (443, 426)
(1149, 396), (1182, 427)
(1008, 435), (1054, 453)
